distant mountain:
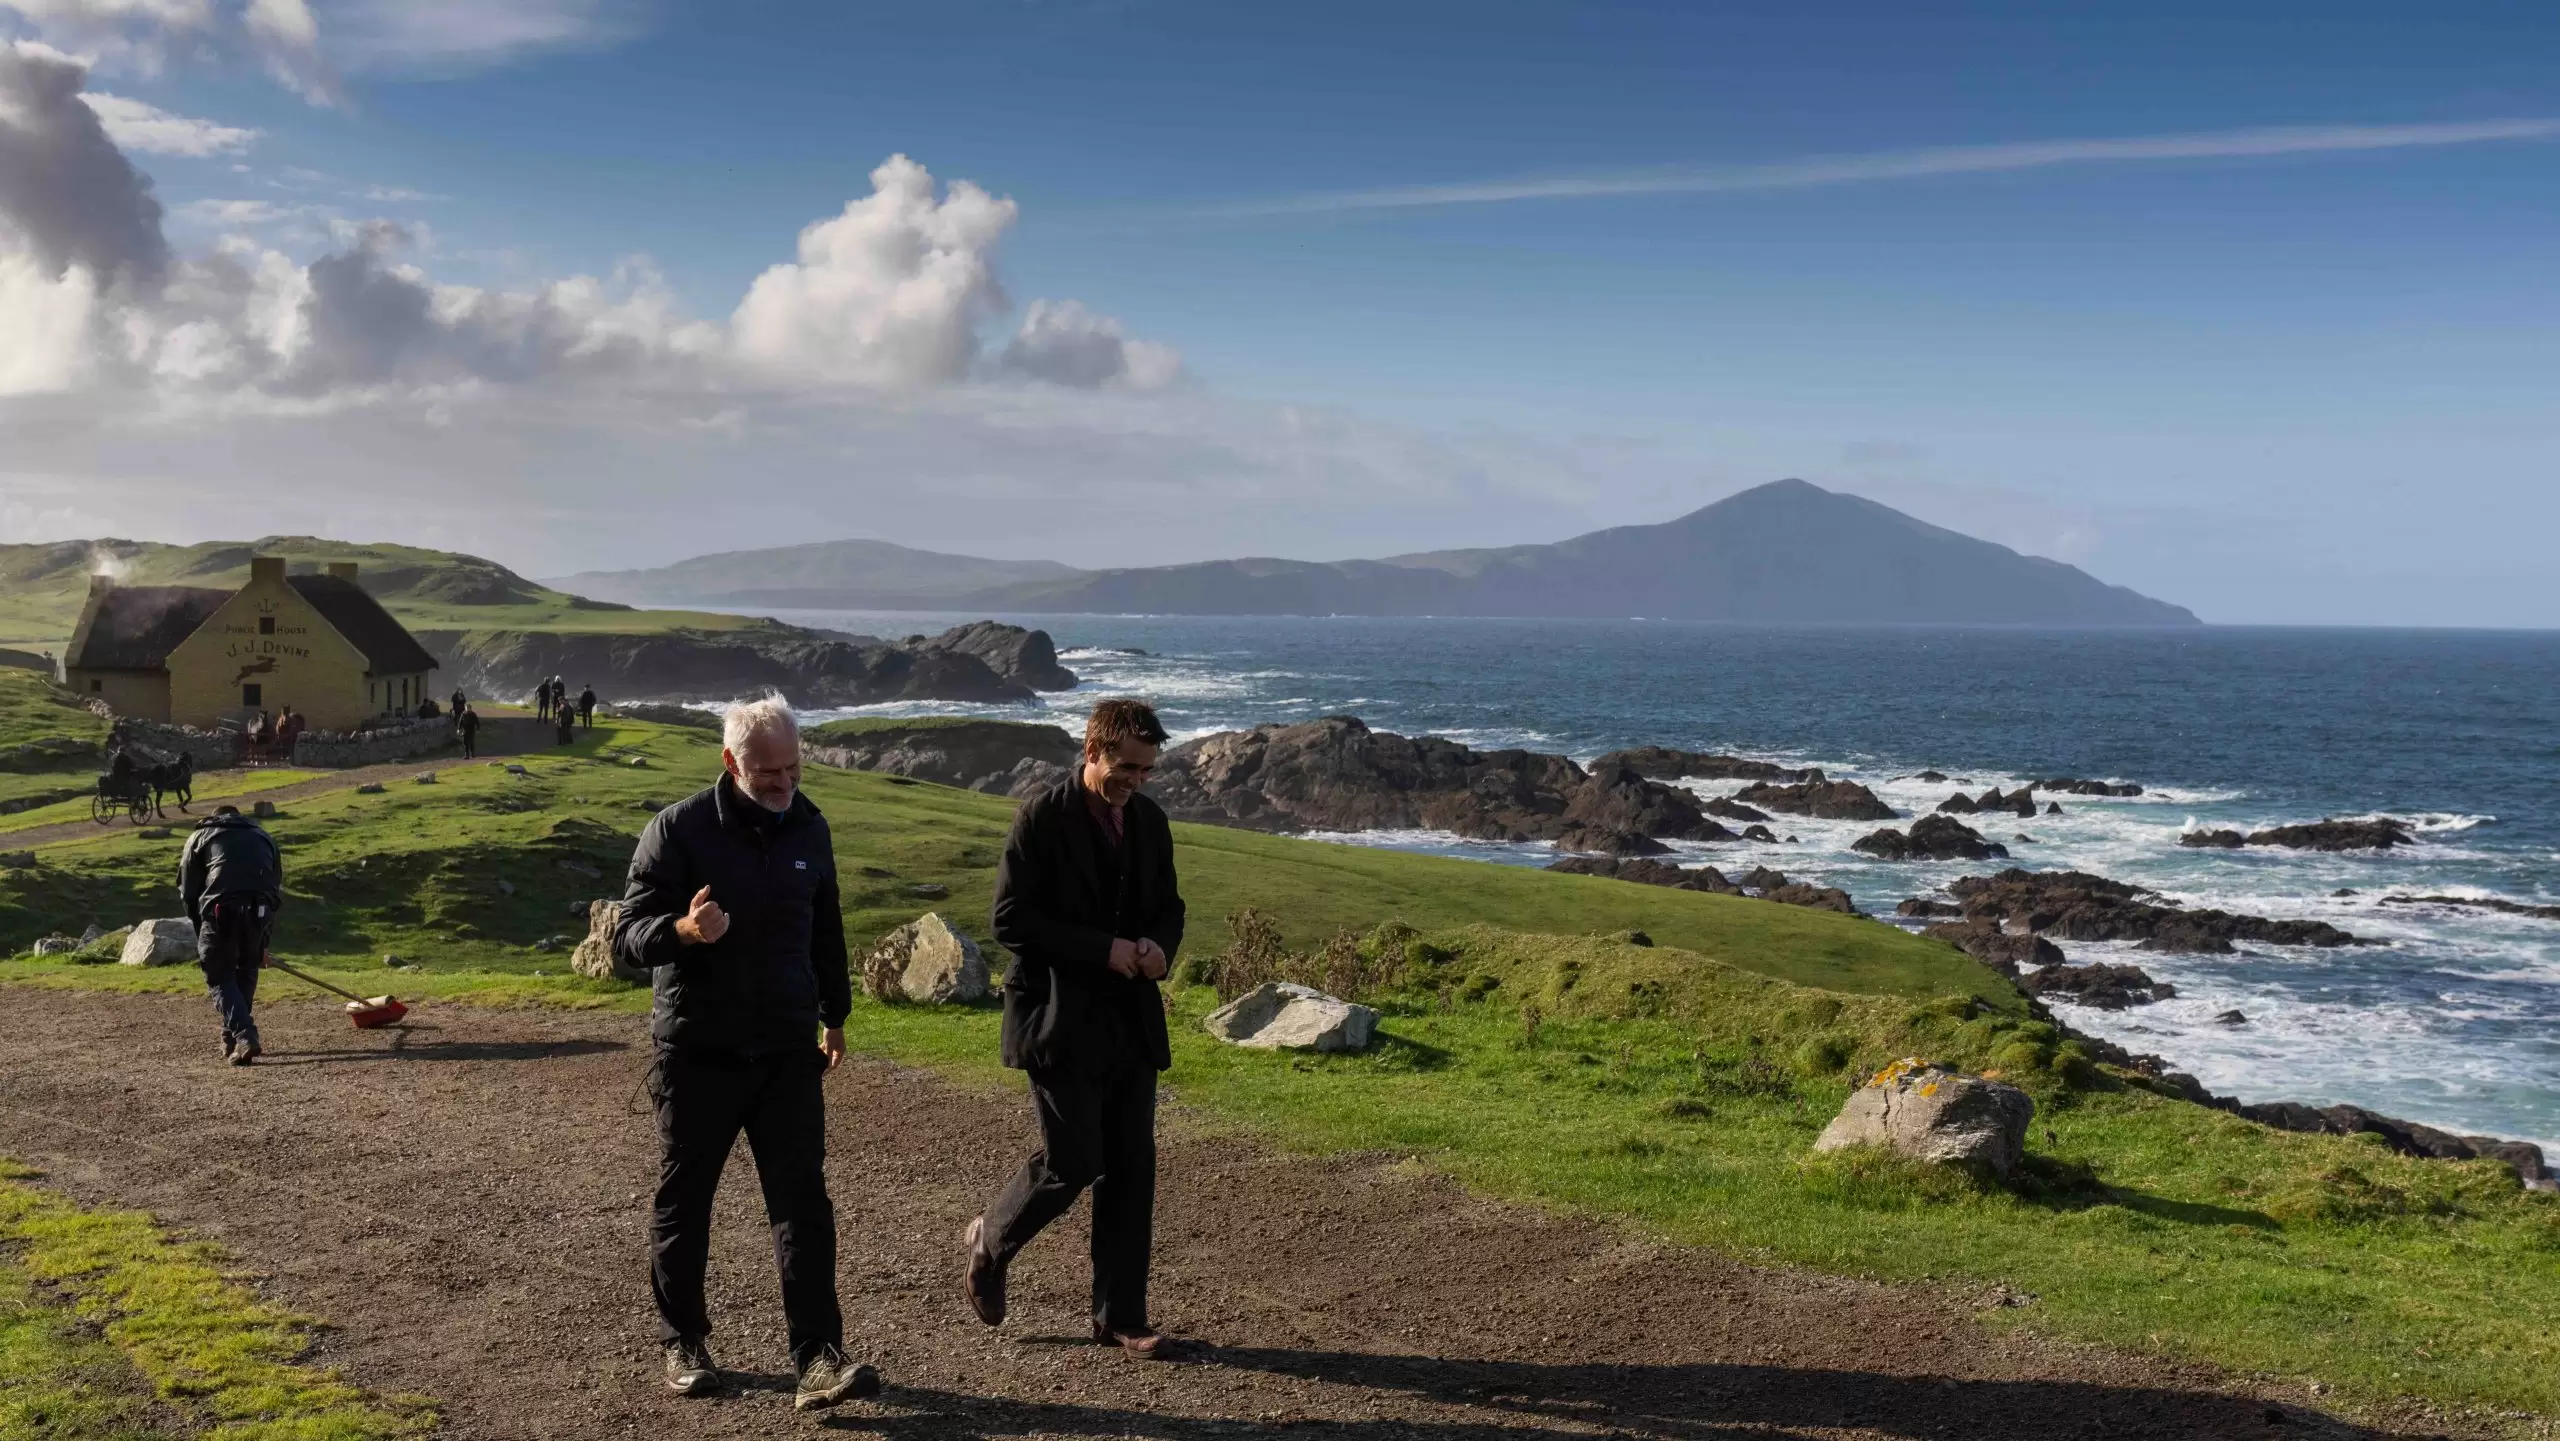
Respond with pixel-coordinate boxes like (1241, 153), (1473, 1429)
(545, 539), (1080, 610)
(966, 480), (2199, 625)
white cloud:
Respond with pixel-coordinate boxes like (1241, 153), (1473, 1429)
(1228, 118), (2560, 216)
(78, 89), (255, 152)
(998, 298), (1182, 391)
(0, 43), (169, 279)
(0, 0), (337, 102)
(308, 0), (635, 75)
(731, 154), (1019, 389)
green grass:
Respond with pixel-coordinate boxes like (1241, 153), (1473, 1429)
(0, 771), (331, 837)
(0, 1158), (431, 1439)
(0, 711), (2554, 1431)
(1, 1235), (170, 1439)
(0, 666), (108, 766)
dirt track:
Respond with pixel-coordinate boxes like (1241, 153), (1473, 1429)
(0, 988), (2439, 1440)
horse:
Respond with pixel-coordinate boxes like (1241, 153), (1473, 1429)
(109, 747), (194, 819)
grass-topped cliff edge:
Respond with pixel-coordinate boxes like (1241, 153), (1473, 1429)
(0, 704), (2553, 1432)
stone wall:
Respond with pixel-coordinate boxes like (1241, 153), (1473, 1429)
(109, 715), (242, 769)
(291, 717), (456, 769)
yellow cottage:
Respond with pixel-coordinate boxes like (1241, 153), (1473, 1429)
(65, 557), (438, 730)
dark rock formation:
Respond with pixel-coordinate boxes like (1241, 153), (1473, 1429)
(908, 621), (1079, 692)
(2235, 1102), (2550, 1188)
(1921, 921), (2065, 976)
(2213, 1010), (2249, 1026)
(1912, 770), (1948, 783)
(1733, 777), (1894, 821)
(1701, 796), (1771, 823)
(2247, 818), (2417, 851)
(1551, 823), (1673, 857)
(426, 623), (1037, 708)
(1946, 868), (2362, 952)
(1740, 824), (1779, 843)
(1734, 866), (1860, 914)
(1896, 897), (1964, 918)
(2019, 961), (2174, 1009)
(2045, 801), (2064, 816)
(1850, 813), (2008, 862)
(2381, 893), (2560, 922)
(598, 701), (720, 730)
(2179, 829), (2246, 849)
(1591, 747), (1814, 784)
(2039, 777), (2143, 797)
(1546, 856), (1739, 893)
(1151, 717), (1725, 854)
(805, 719), (1079, 796)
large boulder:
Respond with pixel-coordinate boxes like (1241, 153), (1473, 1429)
(119, 918), (197, 967)
(1150, 716), (1723, 851)
(2039, 777), (2143, 797)
(1203, 982), (1377, 1052)
(912, 622), (1078, 692)
(2019, 960), (2175, 1009)
(1947, 868), (2361, 952)
(862, 913), (991, 1004)
(806, 720), (1080, 795)
(570, 900), (650, 985)
(2246, 818), (2416, 851)
(1851, 814), (2008, 862)
(1732, 778), (1895, 821)
(1922, 921), (2065, 977)
(1814, 1058), (2035, 1178)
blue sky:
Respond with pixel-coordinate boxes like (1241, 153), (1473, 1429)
(4, 0), (2558, 624)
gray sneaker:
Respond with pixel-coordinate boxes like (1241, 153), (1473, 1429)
(793, 1347), (880, 1411)
(663, 1337), (720, 1397)
(227, 1038), (256, 1067)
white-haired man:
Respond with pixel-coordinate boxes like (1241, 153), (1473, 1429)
(612, 698), (876, 1410)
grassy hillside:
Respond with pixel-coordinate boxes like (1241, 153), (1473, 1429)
(0, 713), (2553, 1428)
(0, 537), (763, 648)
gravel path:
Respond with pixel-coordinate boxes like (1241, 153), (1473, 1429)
(0, 987), (2437, 1440)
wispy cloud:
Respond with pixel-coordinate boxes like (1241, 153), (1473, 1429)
(77, 91), (260, 156)
(1223, 119), (2560, 216)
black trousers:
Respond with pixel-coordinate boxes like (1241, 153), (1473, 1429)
(984, 1063), (1158, 1332)
(195, 898), (271, 1047)
(648, 1046), (842, 1367)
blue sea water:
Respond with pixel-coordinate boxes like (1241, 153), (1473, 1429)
(773, 612), (2560, 1155)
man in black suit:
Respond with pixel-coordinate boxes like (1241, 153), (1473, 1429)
(965, 698), (1184, 1358)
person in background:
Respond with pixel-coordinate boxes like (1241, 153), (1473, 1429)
(179, 804), (283, 1066)
(534, 680), (552, 722)
(450, 685), (467, 719)
(274, 706), (305, 760)
(579, 683), (598, 731)
(611, 697), (877, 1411)
(964, 698), (1184, 1359)
(551, 677), (570, 722)
(416, 695), (439, 720)
(555, 701), (575, 747)
(458, 703), (481, 760)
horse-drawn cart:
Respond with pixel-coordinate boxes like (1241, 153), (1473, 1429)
(92, 748), (194, 825)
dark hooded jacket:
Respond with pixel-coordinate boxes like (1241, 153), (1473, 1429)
(613, 776), (850, 1055)
(178, 812), (282, 926)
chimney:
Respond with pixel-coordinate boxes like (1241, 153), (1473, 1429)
(326, 561), (359, 582)
(89, 572), (115, 597)
(250, 556), (286, 585)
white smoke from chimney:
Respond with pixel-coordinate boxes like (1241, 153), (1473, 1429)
(88, 547), (129, 580)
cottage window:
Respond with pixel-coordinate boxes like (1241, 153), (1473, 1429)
(259, 616), (275, 635)
(89, 679), (101, 692)
(243, 684), (262, 707)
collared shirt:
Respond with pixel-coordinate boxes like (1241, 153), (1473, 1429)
(1082, 780), (1124, 850)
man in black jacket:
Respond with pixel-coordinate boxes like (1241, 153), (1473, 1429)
(964, 698), (1184, 1358)
(179, 805), (281, 1066)
(611, 697), (879, 1411)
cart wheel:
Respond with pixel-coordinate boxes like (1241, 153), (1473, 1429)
(92, 793), (114, 825)
(128, 795), (154, 824)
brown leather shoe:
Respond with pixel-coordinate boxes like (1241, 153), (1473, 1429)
(962, 1216), (1006, 1327)
(1092, 1324), (1171, 1360)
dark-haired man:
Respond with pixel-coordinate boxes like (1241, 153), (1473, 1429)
(965, 698), (1185, 1358)
(180, 804), (282, 1065)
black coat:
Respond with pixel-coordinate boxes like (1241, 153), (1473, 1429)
(178, 812), (281, 925)
(613, 776), (851, 1055)
(994, 774), (1185, 1073)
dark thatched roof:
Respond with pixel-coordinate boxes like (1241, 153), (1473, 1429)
(65, 586), (228, 673)
(286, 574), (438, 675)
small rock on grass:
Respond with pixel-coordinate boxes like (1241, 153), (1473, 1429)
(1205, 982), (1379, 1053)
(138, 828), (172, 839)
(1813, 1058), (2034, 1179)
(909, 883), (950, 899)
(415, 772), (438, 785)
(251, 800), (277, 818)
(355, 783), (386, 795)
